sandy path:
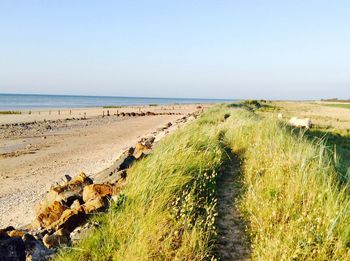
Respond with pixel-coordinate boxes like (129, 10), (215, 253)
(216, 153), (251, 260)
(0, 106), (198, 228)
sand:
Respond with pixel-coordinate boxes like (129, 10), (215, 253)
(0, 104), (204, 228)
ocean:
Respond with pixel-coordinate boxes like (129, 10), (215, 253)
(0, 93), (235, 110)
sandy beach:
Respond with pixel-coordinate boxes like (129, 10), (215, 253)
(0, 104), (204, 228)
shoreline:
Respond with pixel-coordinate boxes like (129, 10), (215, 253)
(0, 103), (204, 228)
(0, 104), (208, 125)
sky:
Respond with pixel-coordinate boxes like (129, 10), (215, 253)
(0, 1), (349, 100)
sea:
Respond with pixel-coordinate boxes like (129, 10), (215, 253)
(0, 93), (235, 110)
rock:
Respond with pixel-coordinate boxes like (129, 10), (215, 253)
(188, 116), (195, 121)
(110, 179), (125, 196)
(42, 229), (70, 248)
(133, 142), (151, 159)
(0, 237), (25, 261)
(70, 227), (89, 243)
(22, 233), (36, 242)
(120, 169), (127, 179)
(55, 228), (70, 237)
(50, 172), (92, 194)
(36, 201), (67, 228)
(0, 229), (10, 240)
(144, 136), (155, 147)
(93, 148), (134, 183)
(62, 174), (72, 183)
(83, 196), (110, 214)
(4, 226), (15, 232)
(24, 238), (54, 261)
(57, 189), (83, 207)
(36, 173), (91, 228)
(82, 184), (113, 203)
(8, 230), (26, 238)
(69, 172), (93, 187)
(70, 221), (100, 244)
(70, 199), (82, 210)
(53, 207), (86, 232)
(32, 229), (50, 241)
(118, 155), (136, 171)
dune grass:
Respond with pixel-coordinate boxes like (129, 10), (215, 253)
(306, 128), (350, 184)
(56, 106), (228, 260)
(0, 110), (21, 114)
(224, 109), (350, 260)
(56, 105), (350, 260)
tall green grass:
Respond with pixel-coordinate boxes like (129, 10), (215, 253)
(56, 107), (228, 260)
(56, 105), (350, 260)
(224, 109), (350, 260)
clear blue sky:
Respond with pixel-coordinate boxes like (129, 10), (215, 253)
(0, 1), (349, 99)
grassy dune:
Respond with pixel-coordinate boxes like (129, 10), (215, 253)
(224, 109), (350, 260)
(57, 104), (350, 260)
(57, 107), (228, 260)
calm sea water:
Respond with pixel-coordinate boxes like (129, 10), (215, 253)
(0, 93), (235, 110)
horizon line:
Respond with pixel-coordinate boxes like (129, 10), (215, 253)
(0, 92), (237, 101)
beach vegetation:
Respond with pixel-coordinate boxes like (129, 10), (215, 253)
(102, 105), (123, 108)
(0, 110), (21, 114)
(56, 105), (350, 260)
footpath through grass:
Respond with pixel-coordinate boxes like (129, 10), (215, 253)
(57, 104), (350, 260)
(224, 109), (350, 260)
